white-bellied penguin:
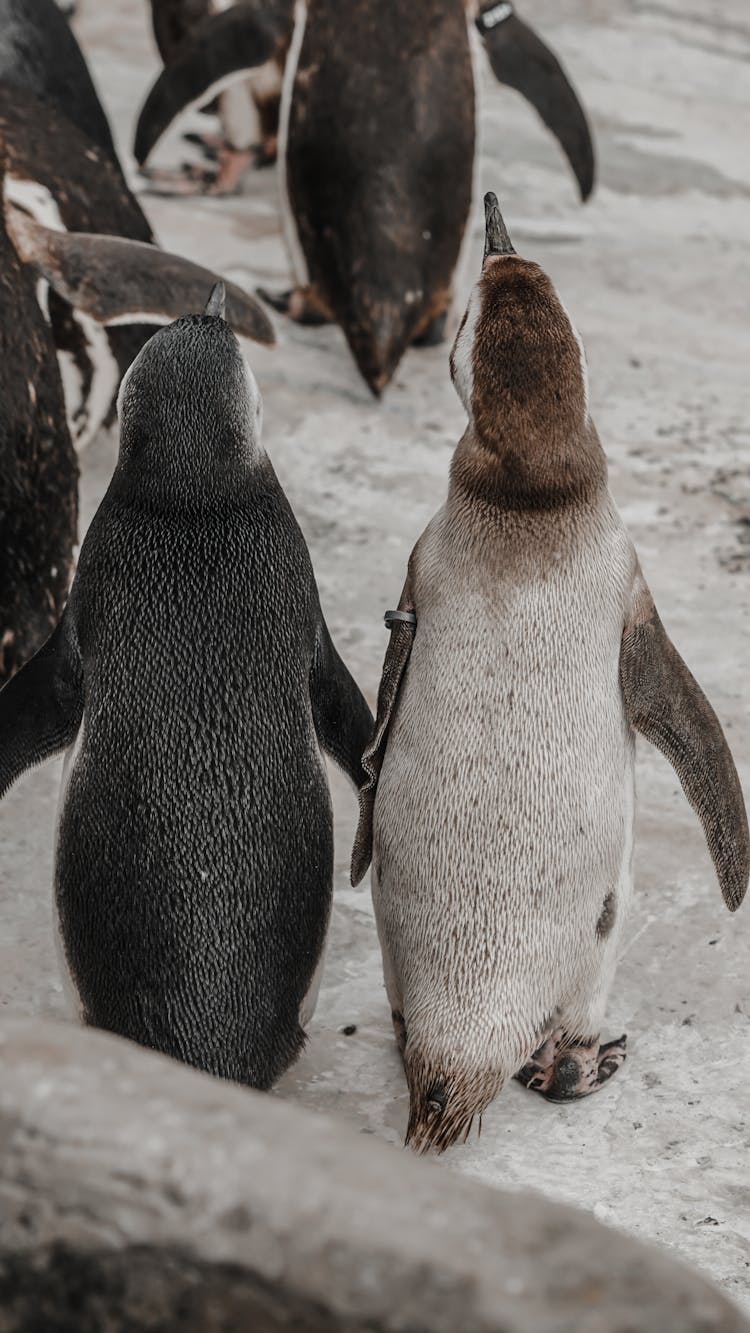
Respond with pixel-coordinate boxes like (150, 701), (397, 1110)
(133, 0), (596, 395)
(0, 285), (373, 1085)
(351, 194), (749, 1152)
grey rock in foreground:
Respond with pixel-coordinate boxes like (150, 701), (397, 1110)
(0, 1020), (747, 1333)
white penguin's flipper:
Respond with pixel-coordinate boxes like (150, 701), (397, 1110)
(620, 573), (749, 912)
(0, 616), (83, 800)
(472, 2), (595, 201)
(134, 4), (290, 168)
(6, 207), (275, 346)
(351, 574), (416, 887)
(309, 617), (374, 793)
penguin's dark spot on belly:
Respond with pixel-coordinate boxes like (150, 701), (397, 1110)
(596, 891), (616, 939)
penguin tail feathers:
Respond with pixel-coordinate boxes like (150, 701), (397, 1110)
(345, 305), (415, 398)
(404, 1060), (506, 1155)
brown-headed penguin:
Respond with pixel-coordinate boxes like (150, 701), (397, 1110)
(351, 194), (749, 1152)
(134, 0), (595, 395)
(0, 286), (373, 1085)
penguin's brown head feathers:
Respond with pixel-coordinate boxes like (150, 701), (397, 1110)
(449, 198), (604, 510)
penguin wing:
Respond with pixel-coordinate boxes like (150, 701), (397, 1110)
(620, 573), (749, 912)
(473, 3), (595, 201)
(310, 618), (374, 792)
(6, 208), (275, 346)
(0, 615), (83, 801)
(134, 4), (288, 166)
(351, 576), (416, 887)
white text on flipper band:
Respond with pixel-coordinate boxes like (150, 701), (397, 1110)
(479, 2), (514, 30)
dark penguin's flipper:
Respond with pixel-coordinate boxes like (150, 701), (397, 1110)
(310, 620), (374, 791)
(620, 573), (749, 912)
(0, 616), (83, 800)
(475, 2), (595, 201)
(6, 208), (275, 346)
(351, 574), (417, 886)
(134, 4), (288, 167)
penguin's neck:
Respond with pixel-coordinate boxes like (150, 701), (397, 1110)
(449, 415), (607, 515)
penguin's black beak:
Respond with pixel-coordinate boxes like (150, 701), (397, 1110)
(204, 280), (227, 320)
(483, 192), (516, 264)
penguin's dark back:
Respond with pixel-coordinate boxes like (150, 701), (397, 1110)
(0, 0), (119, 165)
(0, 179), (77, 680)
(58, 453), (331, 1088)
(288, 0), (474, 323)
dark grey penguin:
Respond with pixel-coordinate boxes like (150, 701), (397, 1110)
(134, 0), (595, 395)
(0, 288), (373, 1087)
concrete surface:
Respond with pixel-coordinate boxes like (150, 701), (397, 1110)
(0, 0), (748, 1314)
(2, 1017), (750, 1333)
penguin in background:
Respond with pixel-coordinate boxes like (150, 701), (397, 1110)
(134, 0), (595, 395)
(147, 0), (292, 192)
(351, 194), (749, 1153)
(0, 285), (373, 1084)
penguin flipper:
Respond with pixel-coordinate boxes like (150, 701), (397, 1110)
(135, 4), (287, 166)
(6, 208), (275, 346)
(474, 3), (595, 201)
(310, 619), (374, 792)
(620, 573), (749, 913)
(0, 616), (83, 801)
(351, 577), (416, 887)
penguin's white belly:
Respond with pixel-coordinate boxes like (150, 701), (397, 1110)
(373, 513), (636, 1044)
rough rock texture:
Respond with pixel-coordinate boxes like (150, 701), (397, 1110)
(0, 1018), (748, 1333)
(0, 0), (748, 1315)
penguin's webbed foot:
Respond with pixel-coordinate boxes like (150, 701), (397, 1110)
(256, 285), (333, 326)
(516, 1029), (627, 1102)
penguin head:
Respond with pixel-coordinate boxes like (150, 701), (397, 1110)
(450, 193), (589, 453)
(117, 283), (263, 488)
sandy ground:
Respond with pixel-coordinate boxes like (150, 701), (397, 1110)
(1, 0), (749, 1311)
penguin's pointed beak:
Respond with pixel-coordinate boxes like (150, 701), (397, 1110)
(204, 280), (226, 320)
(483, 192), (515, 264)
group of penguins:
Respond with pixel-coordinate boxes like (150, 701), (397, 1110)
(0, 0), (747, 1154)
